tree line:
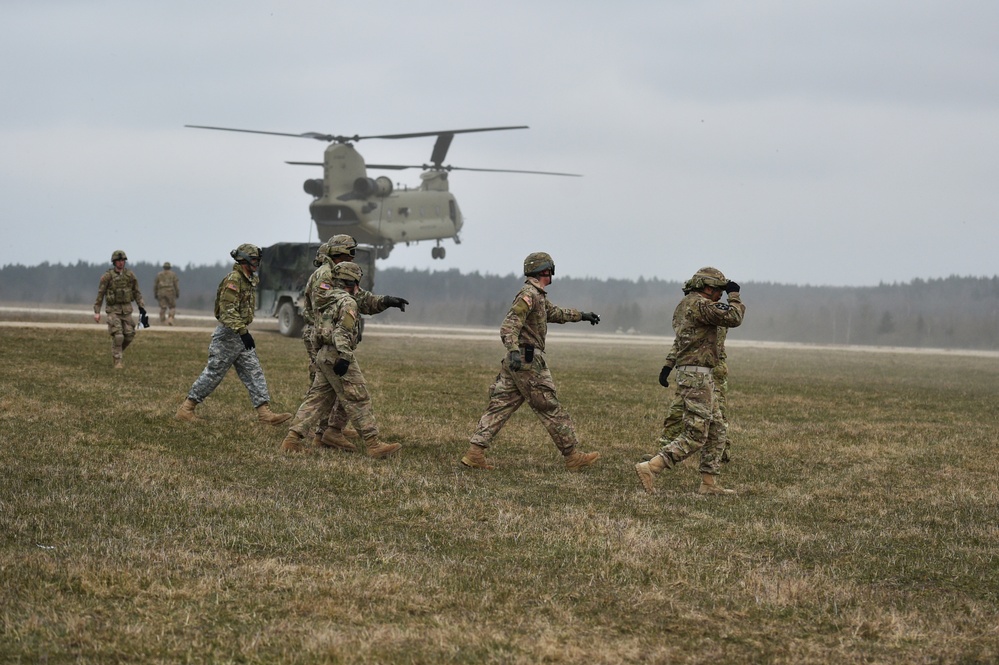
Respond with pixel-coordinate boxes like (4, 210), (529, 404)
(2, 261), (997, 350)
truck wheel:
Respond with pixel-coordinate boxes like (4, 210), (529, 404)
(277, 301), (304, 338)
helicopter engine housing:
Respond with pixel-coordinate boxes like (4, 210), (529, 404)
(303, 179), (324, 198)
(352, 176), (394, 198)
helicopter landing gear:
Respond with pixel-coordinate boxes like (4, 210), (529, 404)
(431, 244), (446, 260)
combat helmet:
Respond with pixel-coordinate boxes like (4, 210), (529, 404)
(326, 234), (358, 258)
(687, 266), (727, 291)
(331, 261), (363, 286)
(163, 261), (172, 270)
(313, 241), (331, 267)
(524, 252), (555, 277)
(230, 243), (262, 267)
(111, 250), (128, 262)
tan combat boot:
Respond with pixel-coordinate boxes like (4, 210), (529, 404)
(635, 455), (667, 494)
(565, 449), (600, 471)
(175, 398), (199, 422)
(113, 358), (124, 369)
(280, 430), (307, 453)
(365, 438), (401, 459)
(460, 444), (494, 470)
(320, 428), (358, 453)
(698, 473), (736, 496)
(256, 403), (293, 426)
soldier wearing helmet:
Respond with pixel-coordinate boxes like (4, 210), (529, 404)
(176, 243), (293, 426)
(283, 234), (409, 453)
(154, 261), (180, 325)
(461, 252), (602, 472)
(93, 249), (148, 369)
(635, 266), (745, 496)
(281, 261), (401, 459)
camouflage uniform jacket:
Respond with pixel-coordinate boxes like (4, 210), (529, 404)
(94, 268), (145, 315)
(309, 262), (391, 321)
(500, 278), (581, 353)
(668, 292), (744, 368)
(665, 325), (728, 368)
(214, 264), (257, 335)
(317, 289), (360, 363)
(154, 270), (180, 298)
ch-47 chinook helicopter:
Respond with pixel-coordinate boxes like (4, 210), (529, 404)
(185, 124), (580, 260)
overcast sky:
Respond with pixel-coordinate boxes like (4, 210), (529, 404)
(2, 1), (996, 286)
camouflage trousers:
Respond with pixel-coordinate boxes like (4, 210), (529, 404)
(104, 311), (136, 362)
(661, 361), (730, 461)
(470, 354), (579, 455)
(302, 323), (321, 387)
(656, 366), (725, 476)
(288, 345), (377, 441)
(187, 324), (271, 408)
(157, 294), (177, 323)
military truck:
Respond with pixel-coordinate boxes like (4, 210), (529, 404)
(256, 242), (376, 337)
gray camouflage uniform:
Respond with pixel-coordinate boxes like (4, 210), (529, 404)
(469, 277), (585, 455)
(186, 264), (272, 407)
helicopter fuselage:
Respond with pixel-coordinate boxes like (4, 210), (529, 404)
(306, 143), (463, 257)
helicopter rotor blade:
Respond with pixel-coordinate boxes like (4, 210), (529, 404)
(285, 161), (325, 166)
(188, 124), (530, 145)
(186, 125), (339, 141)
(363, 163), (582, 177)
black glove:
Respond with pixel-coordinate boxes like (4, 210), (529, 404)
(658, 366), (672, 388)
(507, 349), (523, 371)
(724, 281), (740, 294)
(140, 312), (150, 328)
(138, 306), (147, 317)
(581, 312), (600, 326)
(240, 332), (255, 350)
(384, 296), (409, 312)
(332, 358), (350, 376)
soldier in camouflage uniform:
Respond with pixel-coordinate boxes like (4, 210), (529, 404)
(652, 280), (733, 463)
(635, 267), (745, 496)
(175, 244), (293, 426)
(93, 249), (148, 369)
(287, 234), (408, 452)
(280, 262), (401, 459)
(154, 261), (180, 325)
(461, 252), (602, 471)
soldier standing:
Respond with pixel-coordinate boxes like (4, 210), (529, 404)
(175, 244), (292, 426)
(154, 261), (180, 325)
(280, 261), (401, 459)
(288, 234), (408, 451)
(461, 252), (602, 471)
(93, 249), (148, 369)
(635, 267), (745, 496)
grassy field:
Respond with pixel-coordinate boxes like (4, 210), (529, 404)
(1, 325), (997, 664)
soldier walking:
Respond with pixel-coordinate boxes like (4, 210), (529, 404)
(635, 267), (745, 496)
(93, 249), (148, 369)
(461, 252), (602, 471)
(154, 261), (180, 325)
(175, 244), (292, 426)
(281, 261), (401, 459)
(291, 234), (408, 451)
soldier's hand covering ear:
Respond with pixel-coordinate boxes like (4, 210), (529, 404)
(384, 296), (409, 312)
(724, 281), (740, 294)
(332, 358), (350, 376)
(581, 312), (600, 325)
(240, 332), (255, 350)
(507, 349), (523, 371)
(658, 366), (672, 388)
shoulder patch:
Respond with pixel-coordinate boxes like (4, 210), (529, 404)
(713, 303), (731, 311)
(226, 282), (239, 292)
(319, 282), (332, 290)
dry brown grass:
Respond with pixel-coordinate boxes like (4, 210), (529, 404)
(1, 325), (997, 663)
